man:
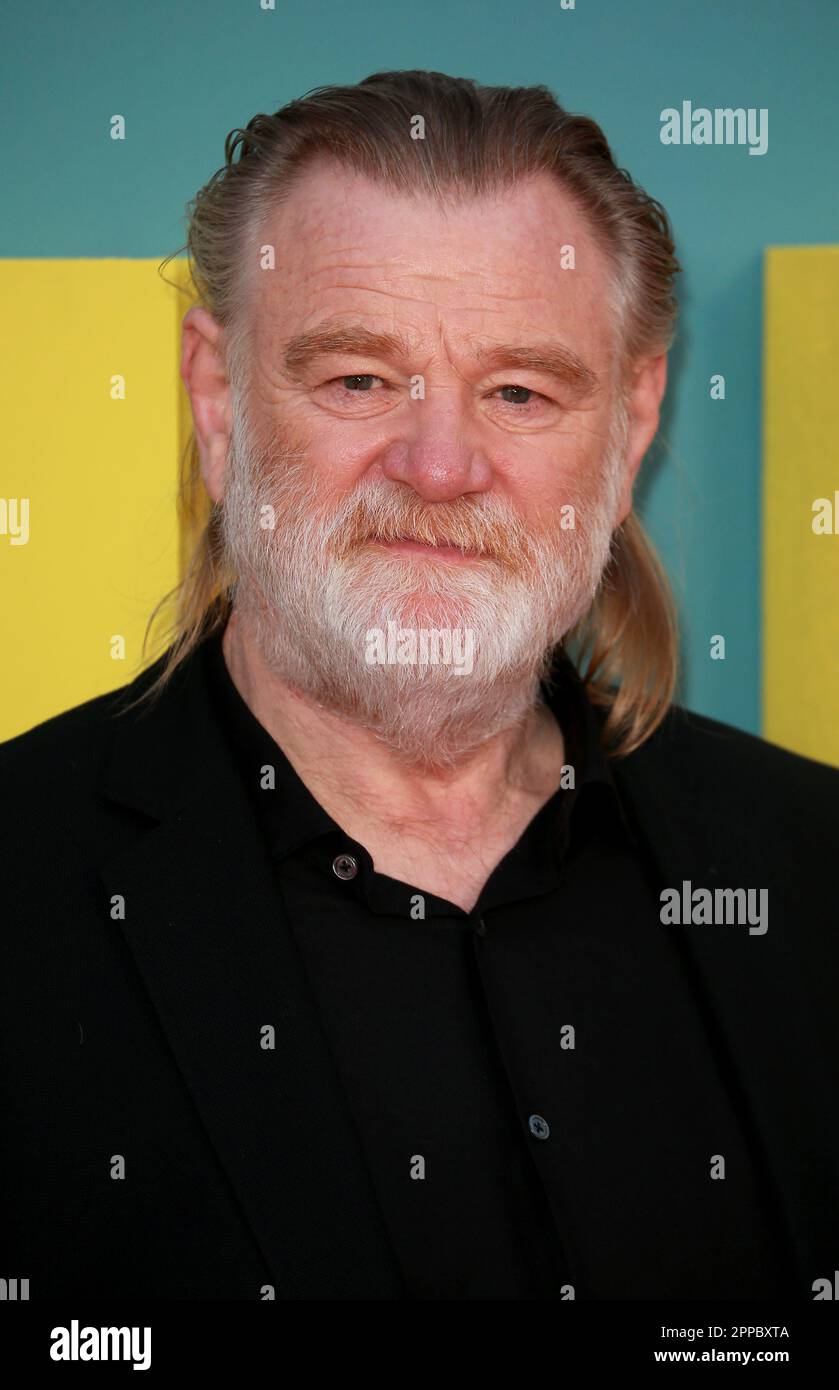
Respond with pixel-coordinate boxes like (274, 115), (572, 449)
(2, 70), (838, 1301)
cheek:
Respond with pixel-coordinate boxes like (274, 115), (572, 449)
(502, 435), (599, 514)
(289, 411), (392, 493)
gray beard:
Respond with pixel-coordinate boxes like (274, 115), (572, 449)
(220, 408), (626, 769)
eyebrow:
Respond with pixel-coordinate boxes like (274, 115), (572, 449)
(474, 342), (599, 397)
(283, 326), (413, 377)
(282, 325), (600, 398)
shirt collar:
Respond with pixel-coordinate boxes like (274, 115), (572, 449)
(202, 627), (339, 857)
(537, 644), (640, 852)
(200, 626), (637, 864)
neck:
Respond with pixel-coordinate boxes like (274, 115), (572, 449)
(221, 608), (566, 844)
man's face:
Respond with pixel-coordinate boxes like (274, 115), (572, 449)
(214, 161), (639, 764)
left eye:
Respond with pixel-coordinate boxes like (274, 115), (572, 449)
(337, 375), (383, 391)
(497, 385), (536, 405)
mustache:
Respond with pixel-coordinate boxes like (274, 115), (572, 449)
(229, 422), (548, 573)
(325, 488), (539, 572)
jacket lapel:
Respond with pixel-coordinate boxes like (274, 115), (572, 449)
(611, 708), (839, 1292)
(98, 649), (405, 1299)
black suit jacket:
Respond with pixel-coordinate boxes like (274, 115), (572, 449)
(2, 645), (839, 1300)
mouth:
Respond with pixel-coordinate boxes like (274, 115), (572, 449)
(372, 537), (485, 563)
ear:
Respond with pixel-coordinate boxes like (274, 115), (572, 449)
(614, 353), (668, 524)
(180, 306), (233, 504)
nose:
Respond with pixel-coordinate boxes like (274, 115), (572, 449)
(378, 391), (494, 502)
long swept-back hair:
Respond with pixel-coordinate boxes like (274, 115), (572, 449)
(149, 69), (682, 757)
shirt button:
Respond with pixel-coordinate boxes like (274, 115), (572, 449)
(332, 853), (358, 881)
(528, 1113), (550, 1140)
(475, 917), (487, 937)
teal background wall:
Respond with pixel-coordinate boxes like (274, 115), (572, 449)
(3, 0), (837, 733)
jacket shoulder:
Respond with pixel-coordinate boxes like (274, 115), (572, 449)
(654, 699), (838, 773)
(0, 658), (167, 805)
(637, 699), (839, 825)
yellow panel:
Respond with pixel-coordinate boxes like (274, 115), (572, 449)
(0, 258), (195, 742)
(764, 245), (839, 766)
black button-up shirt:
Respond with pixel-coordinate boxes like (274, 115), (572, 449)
(201, 629), (792, 1300)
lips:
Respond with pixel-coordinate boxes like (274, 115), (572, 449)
(377, 537), (482, 560)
